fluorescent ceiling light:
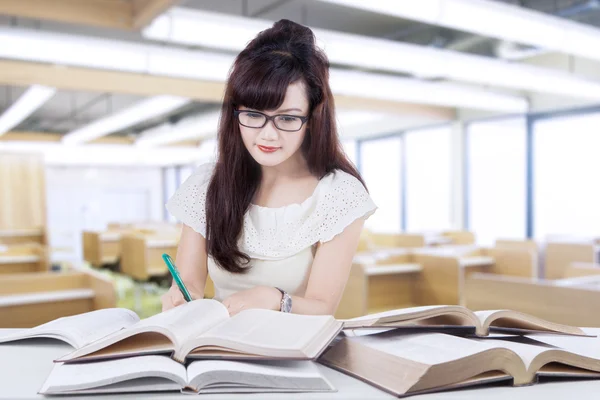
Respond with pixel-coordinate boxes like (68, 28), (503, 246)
(316, 0), (600, 63)
(142, 8), (600, 100)
(336, 109), (447, 139)
(0, 141), (202, 166)
(0, 27), (526, 112)
(0, 27), (233, 81)
(330, 69), (528, 112)
(135, 110), (220, 147)
(0, 85), (56, 135)
(62, 95), (190, 145)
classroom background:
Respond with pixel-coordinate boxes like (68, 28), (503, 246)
(1, 0), (599, 326)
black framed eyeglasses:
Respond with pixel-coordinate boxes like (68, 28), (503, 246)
(234, 110), (309, 132)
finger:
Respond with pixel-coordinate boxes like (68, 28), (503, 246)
(172, 294), (185, 307)
(161, 297), (173, 312)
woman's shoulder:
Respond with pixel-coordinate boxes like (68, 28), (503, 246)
(164, 162), (216, 237)
(186, 162), (216, 185)
(314, 168), (377, 242)
(322, 168), (366, 187)
(318, 168), (370, 201)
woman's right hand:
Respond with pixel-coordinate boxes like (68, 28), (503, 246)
(161, 284), (203, 312)
(161, 224), (209, 312)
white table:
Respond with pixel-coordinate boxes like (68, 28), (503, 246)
(0, 329), (598, 400)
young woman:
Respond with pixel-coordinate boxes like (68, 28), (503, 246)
(162, 19), (376, 316)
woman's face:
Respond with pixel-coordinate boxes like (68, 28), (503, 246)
(239, 81), (309, 168)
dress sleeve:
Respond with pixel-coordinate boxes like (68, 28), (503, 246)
(318, 170), (377, 243)
(165, 162), (215, 237)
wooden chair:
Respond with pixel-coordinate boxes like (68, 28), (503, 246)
(442, 230), (476, 245)
(411, 244), (536, 306)
(0, 243), (49, 274)
(544, 240), (599, 280)
(367, 233), (427, 249)
(465, 272), (600, 327)
(120, 233), (179, 281)
(336, 250), (422, 319)
(0, 269), (116, 328)
(495, 238), (539, 253)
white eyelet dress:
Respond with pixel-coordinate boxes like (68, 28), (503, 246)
(165, 163), (377, 301)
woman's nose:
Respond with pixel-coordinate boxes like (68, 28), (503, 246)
(259, 120), (279, 140)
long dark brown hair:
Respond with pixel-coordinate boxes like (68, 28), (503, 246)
(205, 19), (366, 273)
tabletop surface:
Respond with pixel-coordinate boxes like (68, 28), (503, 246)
(0, 329), (598, 400)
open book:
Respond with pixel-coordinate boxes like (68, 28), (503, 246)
(57, 299), (342, 364)
(40, 355), (335, 395)
(342, 305), (587, 337)
(320, 330), (600, 397)
(0, 308), (139, 348)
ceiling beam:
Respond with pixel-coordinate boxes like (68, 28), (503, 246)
(0, 60), (454, 119)
(0, 0), (135, 30)
(132, 0), (179, 29)
(0, 131), (135, 144)
(0, 60), (225, 102)
(0, 131), (201, 146)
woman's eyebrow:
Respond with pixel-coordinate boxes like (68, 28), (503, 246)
(277, 108), (303, 113)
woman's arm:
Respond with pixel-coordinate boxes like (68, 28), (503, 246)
(221, 217), (365, 316)
(161, 224), (209, 311)
(290, 217), (365, 315)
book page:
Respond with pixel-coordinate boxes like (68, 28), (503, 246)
(475, 337), (552, 370)
(0, 308), (140, 348)
(525, 329), (600, 359)
(191, 309), (335, 357)
(475, 310), (585, 336)
(188, 359), (323, 381)
(56, 300), (228, 362)
(188, 360), (333, 392)
(39, 355), (186, 394)
(343, 305), (478, 331)
(348, 331), (502, 365)
(343, 305), (453, 323)
(134, 299), (229, 346)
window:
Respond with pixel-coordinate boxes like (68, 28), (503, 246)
(360, 136), (402, 233)
(533, 111), (600, 240)
(342, 139), (357, 168)
(405, 126), (452, 232)
(467, 118), (526, 245)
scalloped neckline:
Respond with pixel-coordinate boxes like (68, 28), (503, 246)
(250, 174), (330, 211)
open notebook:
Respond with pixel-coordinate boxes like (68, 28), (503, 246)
(39, 356), (335, 395)
(0, 308), (140, 348)
(320, 330), (600, 397)
(55, 299), (342, 363)
(342, 305), (587, 337)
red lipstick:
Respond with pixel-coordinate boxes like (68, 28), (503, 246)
(257, 145), (279, 153)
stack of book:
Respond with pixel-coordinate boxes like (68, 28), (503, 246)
(322, 305), (600, 397)
(2, 301), (600, 397)
(0, 299), (341, 395)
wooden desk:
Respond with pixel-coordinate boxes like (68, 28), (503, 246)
(459, 256), (495, 268)
(0, 228), (45, 245)
(0, 270), (115, 328)
(564, 262), (600, 278)
(465, 273), (600, 327)
(0, 244), (48, 274)
(2, 330), (600, 399)
(336, 252), (422, 319)
(83, 231), (123, 267)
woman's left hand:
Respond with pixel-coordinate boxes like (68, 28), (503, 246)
(221, 286), (282, 316)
